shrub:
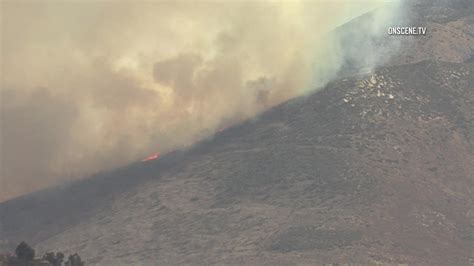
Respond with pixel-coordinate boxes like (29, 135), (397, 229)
(42, 251), (64, 266)
(65, 253), (84, 266)
(15, 241), (35, 261)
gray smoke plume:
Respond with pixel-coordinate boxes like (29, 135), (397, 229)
(0, 0), (404, 201)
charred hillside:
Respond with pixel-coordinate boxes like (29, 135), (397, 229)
(1, 60), (472, 265)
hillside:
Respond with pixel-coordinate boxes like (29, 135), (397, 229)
(1, 0), (473, 265)
(335, 0), (474, 75)
(1, 60), (472, 265)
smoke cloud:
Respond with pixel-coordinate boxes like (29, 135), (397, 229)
(0, 0), (403, 201)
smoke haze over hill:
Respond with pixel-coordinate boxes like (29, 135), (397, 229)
(0, 0), (403, 201)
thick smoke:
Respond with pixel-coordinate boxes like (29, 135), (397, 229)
(0, 0), (402, 201)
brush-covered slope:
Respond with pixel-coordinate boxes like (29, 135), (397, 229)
(1, 60), (472, 265)
(1, 0), (473, 265)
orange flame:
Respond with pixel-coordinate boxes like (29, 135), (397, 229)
(142, 153), (160, 162)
